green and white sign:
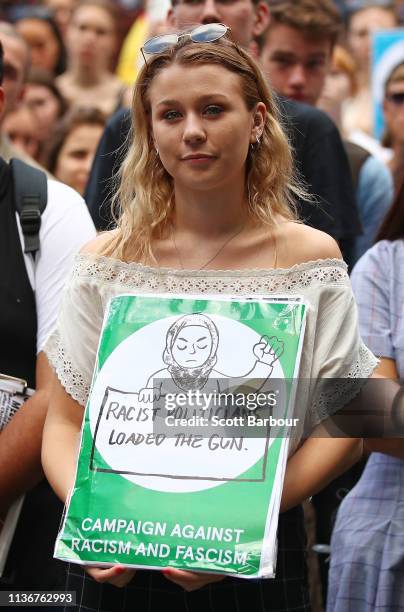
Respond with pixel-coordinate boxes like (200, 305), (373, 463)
(56, 294), (307, 578)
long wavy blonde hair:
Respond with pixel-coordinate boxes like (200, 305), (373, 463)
(103, 35), (304, 262)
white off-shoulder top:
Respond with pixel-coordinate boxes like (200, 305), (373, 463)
(44, 253), (377, 450)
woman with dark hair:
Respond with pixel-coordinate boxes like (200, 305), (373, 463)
(23, 67), (68, 144)
(383, 62), (404, 192)
(43, 106), (106, 195)
(327, 184), (404, 611)
(2, 102), (41, 160)
(56, 0), (126, 117)
(43, 0), (79, 41)
(12, 5), (67, 76)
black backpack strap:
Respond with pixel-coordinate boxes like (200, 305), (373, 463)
(10, 158), (48, 260)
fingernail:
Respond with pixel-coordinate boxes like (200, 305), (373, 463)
(115, 566), (125, 575)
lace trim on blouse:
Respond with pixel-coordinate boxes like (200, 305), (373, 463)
(46, 328), (89, 405)
(74, 252), (349, 293)
(309, 342), (378, 427)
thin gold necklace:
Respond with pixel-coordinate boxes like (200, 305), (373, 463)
(171, 221), (247, 271)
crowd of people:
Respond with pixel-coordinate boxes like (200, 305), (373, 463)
(0, 1), (403, 611)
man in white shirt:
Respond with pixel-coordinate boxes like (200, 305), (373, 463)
(0, 36), (96, 590)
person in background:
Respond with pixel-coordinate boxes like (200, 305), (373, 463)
(23, 67), (68, 145)
(0, 38), (96, 598)
(259, 0), (393, 265)
(12, 5), (67, 77)
(382, 62), (404, 191)
(43, 0), (79, 40)
(317, 45), (358, 131)
(43, 106), (106, 196)
(258, 0), (394, 604)
(116, 0), (171, 86)
(318, 44), (392, 162)
(327, 180), (404, 612)
(56, 0), (126, 117)
(395, 0), (404, 22)
(0, 21), (49, 170)
(260, 0), (339, 105)
(2, 102), (41, 160)
(0, 22), (29, 120)
(344, 1), (398, 136)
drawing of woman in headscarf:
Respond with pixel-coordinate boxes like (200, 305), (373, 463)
(138, 313), (283, 401)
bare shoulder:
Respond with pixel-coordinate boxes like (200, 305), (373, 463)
(80, 230), (118, 255)
(276, 222), (342, 267)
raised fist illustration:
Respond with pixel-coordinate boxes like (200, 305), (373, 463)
(253, 335), (284, 366)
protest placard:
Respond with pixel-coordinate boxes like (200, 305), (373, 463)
(56, 294), (306, 578)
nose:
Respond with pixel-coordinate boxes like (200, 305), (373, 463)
(31, 48), (43, 67)
(87, 31), (98, 46)
(82, 152), (94, 175)
(183, 113), (206, 145)
(288, 64), (306, 89)
(200, 0), (221, 24)
(79, 26), (97, 46)
(189, 344), (197, 354)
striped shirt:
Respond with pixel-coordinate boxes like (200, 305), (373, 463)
(351, 239), (404, 374)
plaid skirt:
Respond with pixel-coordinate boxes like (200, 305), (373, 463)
(63, 505), (311, 612)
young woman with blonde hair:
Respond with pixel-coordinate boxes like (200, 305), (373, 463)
(42, 25), (376, 612)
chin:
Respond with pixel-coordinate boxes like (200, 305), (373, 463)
(290, 94), (309, 104)
(182, 175), (236, 192)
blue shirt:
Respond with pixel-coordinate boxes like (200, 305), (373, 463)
(353, 156), (393, 264)
(351, 239), (404, 375)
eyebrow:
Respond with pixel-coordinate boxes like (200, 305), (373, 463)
(156, 94), (230, 107)
(307, 52), (327, 59)
(271, 51), (327, 59)
(197, 336), (208, 342)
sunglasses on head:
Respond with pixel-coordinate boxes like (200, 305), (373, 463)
(386, 92), (404, 105)
(141, 23), (230, 64)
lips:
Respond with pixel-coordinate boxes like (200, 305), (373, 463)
(289, 93), (307, 103)
(181, 154), (216, 161)
(79, 48), (94, 59)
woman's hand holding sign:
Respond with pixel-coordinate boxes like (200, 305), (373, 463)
(162, 567), (225, 592)
(86, 565), (224, 591)
(85, 565), (136, 588)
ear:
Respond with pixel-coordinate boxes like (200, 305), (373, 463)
(166, 8), (176, 28)
(250, 102), (267, 144)
(252, 1), (270, 38)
